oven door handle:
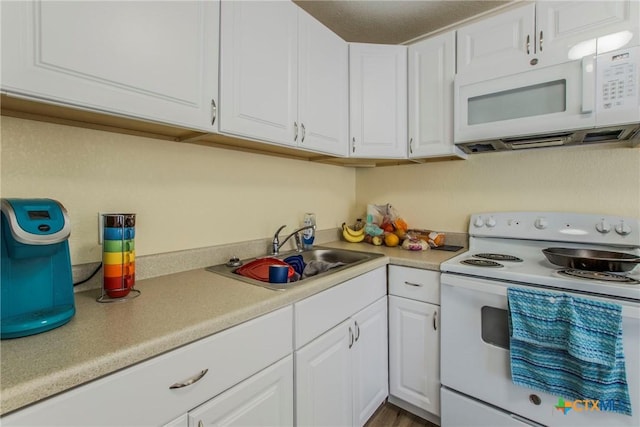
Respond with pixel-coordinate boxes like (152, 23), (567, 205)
(442, 280), (640, 318)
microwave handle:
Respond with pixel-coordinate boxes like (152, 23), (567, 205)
(581, 56), (596, 114)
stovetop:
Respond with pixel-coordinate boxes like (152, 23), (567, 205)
(440, 212), (640, 301)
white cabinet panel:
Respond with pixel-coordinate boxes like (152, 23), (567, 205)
(408, 32), (466, 159)
(349, 43), (407, 158)
(298, 9), (349, 156)
(388, 265), (440, 304)
(219, 1), (298, 145)
(457, 1), (640, 80)
(188, 356), (293, 427)
(352, 298), (389, 426)
(295, 319), (353, 427)
(294, 267), (386, 349)
(220, 2), (349, 156)
(537, 0), (640, 61)
(295, 297), (388, 427)
(1, 0), (219, 132)
(389, 296), (440, 416)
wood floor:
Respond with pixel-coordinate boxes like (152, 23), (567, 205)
(365, 402), (438, 427)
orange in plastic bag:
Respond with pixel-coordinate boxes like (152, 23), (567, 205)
(393, 218), (408, 232)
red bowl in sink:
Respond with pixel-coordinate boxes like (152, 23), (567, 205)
(235, 257), (295, 282)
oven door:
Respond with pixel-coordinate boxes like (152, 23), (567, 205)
(440, 273), (640, 427)
(454, 58), (596, 144)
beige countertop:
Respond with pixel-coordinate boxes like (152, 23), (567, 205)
(0, 241), (465, 416)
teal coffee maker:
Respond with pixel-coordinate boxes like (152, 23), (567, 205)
(1, 198), (75, 339)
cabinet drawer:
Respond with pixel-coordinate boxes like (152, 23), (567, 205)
(294, 267), (386, 349)
(388, 266), (440, 304)
(3, 306), (293, 426)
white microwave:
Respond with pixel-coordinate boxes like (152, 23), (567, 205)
(454, 46), (640, 153)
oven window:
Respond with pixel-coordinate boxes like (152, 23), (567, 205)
(481, 306), (510, 349)
(468, 80), (567, 125)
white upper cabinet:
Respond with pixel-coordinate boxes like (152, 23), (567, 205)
(349, 43), (408, 159)
(457, 0), (639, 81)
(408, 31), (466, 159)
(297, 10), (349, 156)
(219, 2), (349, 156)
(1, 0), (219, 132)
(219, 1), (298, 146)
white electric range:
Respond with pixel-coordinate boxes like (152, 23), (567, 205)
(439, 211), (640, 427)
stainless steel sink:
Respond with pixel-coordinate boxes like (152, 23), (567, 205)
(206, 246), (383, 291)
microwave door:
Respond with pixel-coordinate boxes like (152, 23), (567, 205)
(454, 59), (597, 144)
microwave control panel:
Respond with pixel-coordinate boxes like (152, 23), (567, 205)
(597, 45), (638, 123)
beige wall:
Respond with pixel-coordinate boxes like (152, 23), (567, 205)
(3, 116), (640, 265)
(0, 117), (356, 265)
(356, 144), (640, 233)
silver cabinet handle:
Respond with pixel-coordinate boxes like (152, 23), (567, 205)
(404, 281), (423, 287)
(301, 123), (306, 143)
(169, 368), (208, 389)
(539, 30), (543, 52)
(211, 99), (217, 126)
(409, 137), (413, 154)
(526, 34), (530, 55)
(294, 122), (298, 142)
(352, 137), (355, 153)
(433, 310), (438, 331)
(348, 326), (354, 349)
(354, 320), (360, 342)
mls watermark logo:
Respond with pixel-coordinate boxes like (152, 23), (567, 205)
(555, 397), (617, 414)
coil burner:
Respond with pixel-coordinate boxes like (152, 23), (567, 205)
(461, 259), (503, 268)
(558, 269), (640, 285)
(474, 253), (523, 262)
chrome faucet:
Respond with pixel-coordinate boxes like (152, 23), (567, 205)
(271, 224), (316, 255)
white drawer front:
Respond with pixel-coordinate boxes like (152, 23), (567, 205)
(3, 306), (293, 426)
(388, 265), (440, 304)
(294, 267), (386, 349)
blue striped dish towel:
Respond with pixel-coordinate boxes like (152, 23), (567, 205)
(507, 287), (631, 416)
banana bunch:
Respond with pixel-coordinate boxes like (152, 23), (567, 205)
(342, 222), (365, 243)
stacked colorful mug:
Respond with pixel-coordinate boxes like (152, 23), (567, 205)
(102, 214), (137, 299)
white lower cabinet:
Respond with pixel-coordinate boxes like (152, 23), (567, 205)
(388, 266), (441, 419)
(296, 297), (388, 427)
(183, 356), (293, 427)
(2, 306), (293, 426)
(294, 266), (388, 427)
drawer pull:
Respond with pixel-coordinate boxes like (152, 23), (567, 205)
(404, 281), (423, 287)
(354, 320), (360, 342)
(433, 310), (438, 331)
(169, 368), (208, 389)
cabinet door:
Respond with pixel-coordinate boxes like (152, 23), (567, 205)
(1, 0), (218, 132)
(295, 319), (353, 427)
(352, 297), (388, 427)
(349, 43), (407, 158)
(298, 9), (349, 156)
(388, 296), (440, 416)
(408, 32), (465, 159)
(188, 356), (293, 427)
(219, 1), (298, 146)
(456, 3), (535, 80)
(536, 0), (640, 63)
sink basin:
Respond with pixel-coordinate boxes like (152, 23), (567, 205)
(206, 246), (383, 291)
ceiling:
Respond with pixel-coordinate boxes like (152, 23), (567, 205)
(293, 0), (514, 45)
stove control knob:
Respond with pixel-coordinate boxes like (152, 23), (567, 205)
(473, 217), (484, 228)
(485, 217), (497, 228)
(615, 220), (632, 236)
(595, 220), (611, 234)
(534, 217), (548, 230)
